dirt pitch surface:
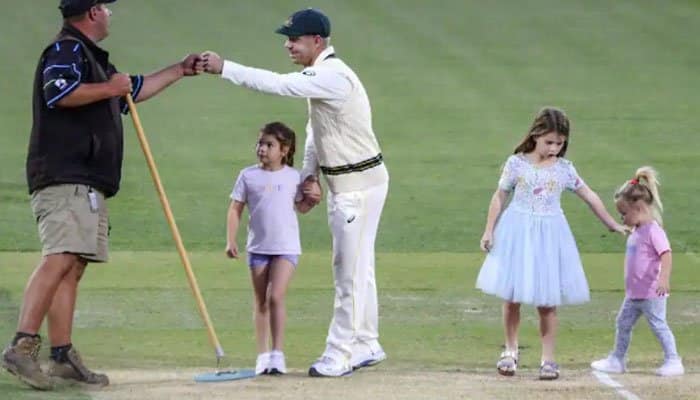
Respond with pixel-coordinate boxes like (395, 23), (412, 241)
(74, 367), (698, 400)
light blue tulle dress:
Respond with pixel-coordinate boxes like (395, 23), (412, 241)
(476, 154), (590, 306)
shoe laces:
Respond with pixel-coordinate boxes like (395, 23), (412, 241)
(317, 355), (338, 365)
(17, 337), (41, 361)
(30, 346), (40, 362)
(317, 355), (350, 371)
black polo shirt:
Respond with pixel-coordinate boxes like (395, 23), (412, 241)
(27, 24), (145, 197)
(41, 39), (143, 111)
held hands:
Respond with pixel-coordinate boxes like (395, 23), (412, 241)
(225, 241), (239, 259)
(302, 175), (322, 206)
(610, 223), (631, 235)
(295, 176), (322, 214)
(480, 231), (493, 253)
(196, 51), (224, 75)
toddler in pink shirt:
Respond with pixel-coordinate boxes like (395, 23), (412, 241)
(591, 167), (684, 377)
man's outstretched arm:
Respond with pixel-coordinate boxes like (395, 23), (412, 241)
(135, 54), (200, 102)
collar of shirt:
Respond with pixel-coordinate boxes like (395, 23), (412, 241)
(61, 23), (110, 65)
(313, 46), (336, 67)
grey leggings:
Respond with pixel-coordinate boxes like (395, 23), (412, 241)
(612, 297), (679, 361)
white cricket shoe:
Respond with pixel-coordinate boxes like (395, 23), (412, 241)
(351, 346), (387, 370)
(308, 356), (352, 377)
(255, 352), (270, 375)
(656, 358), (684, 377)
(268, 350), (287, 375)
(591, 355), (626, 374)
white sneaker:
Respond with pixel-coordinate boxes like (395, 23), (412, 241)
(351, 345), (387, 370)
(591, 355), (626, 374)
(255, 352), (270, 375)
(308, 355), (352, 377)
(268, 350), (287, 375)
(656, 358), (684, 377)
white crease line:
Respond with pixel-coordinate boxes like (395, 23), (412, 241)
(592, 370), (641, 400)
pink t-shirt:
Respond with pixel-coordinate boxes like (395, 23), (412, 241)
(624, 221), (671, 299)
(231, 165), (301, 255)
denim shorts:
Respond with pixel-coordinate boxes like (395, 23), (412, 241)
(247, 253), (299, 268)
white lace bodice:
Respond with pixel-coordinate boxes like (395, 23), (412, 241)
(498, 154), (584, 215)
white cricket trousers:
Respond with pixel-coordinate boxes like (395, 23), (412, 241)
(323, 182), (388, 360)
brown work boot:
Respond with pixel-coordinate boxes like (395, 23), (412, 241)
(1, 336), (52, 390)
(47, 347), (109, 386)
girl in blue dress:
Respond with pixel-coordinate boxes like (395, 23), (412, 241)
(476, 107), (627, 380)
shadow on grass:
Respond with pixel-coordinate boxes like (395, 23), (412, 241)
(0, 377), (93, 400)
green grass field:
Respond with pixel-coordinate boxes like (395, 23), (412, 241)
(1, 252), (699, 399)
(1, 0), (699, 398)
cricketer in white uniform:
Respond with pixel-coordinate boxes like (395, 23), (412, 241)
(199, 8), (389, 377)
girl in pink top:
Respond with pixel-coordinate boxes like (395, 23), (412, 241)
(225, 122), (318, 376)
(591, 167), (684, 377)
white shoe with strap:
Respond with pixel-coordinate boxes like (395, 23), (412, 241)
(496, 350), (518, 376)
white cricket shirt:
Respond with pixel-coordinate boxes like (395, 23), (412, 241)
(221, 46), (388, 193)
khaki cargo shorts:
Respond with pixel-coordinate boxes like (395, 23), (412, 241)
(30, 184), (109, 263)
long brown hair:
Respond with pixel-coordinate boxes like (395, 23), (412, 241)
(260, 121), (296, 167)
(513, 107), (570, 157)
(614, 166), (663, 225)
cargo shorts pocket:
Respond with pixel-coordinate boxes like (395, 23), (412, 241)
(31, 184), (99, 257)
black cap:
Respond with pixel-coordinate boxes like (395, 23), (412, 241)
(59, 0), (116, 18)
(275, 8), (331, 38)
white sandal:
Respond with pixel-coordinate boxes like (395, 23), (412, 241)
(539, 360), (560, 380)
(497, 350), (518, 376)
